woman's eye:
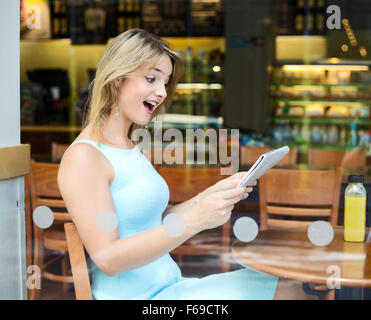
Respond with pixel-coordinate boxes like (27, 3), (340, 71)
(146, 77), (155, 83)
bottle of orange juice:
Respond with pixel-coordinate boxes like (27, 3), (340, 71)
(344, 175), (366, 242)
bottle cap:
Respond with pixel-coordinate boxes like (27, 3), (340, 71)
(348, 175), (364, 183)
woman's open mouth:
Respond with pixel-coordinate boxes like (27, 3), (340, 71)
(143, 101), (157, 114)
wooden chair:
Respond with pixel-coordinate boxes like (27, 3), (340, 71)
(308, 148), (366, 169)
(259, 167), (342, 231)
(240, 146), (298, 166)
(29, 160), (73, 299)
(237, 146), (298, 214)
(51, 142), (69, 163)
(64, 223), (92, 300)
(259, 167), (343, 300)
(156, 166), (231, 272)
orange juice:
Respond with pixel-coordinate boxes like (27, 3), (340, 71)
(344, 195), (366, 242)
(344, 175), (366, 243)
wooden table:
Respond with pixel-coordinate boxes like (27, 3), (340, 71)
(232, 227), (371, 290)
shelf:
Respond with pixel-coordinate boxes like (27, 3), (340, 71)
(270, 117), (371, 126)
(271, 83), (371, 89)
(271, 142), (367, 152)
(271, 98), (371, 104)
(176, 83), (223, 90)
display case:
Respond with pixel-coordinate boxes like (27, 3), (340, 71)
(268, 60), (371, 161)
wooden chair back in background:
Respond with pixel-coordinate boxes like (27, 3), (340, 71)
(259, 166), (343, 300)
(51, 142), (69, 163)
(308, 148), (366, 169)
(64, 223), (92, 300)
(259, 167), (343, 231)
(240, 146), (298, 166)
(156, 166), (231, 272)
(29, 160), (72, 299)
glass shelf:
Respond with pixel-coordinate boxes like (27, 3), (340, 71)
(176, 83), (223, 90)
(272, 142), (367, 152)
(271, 83), (371, 88)
(271, 98), (371, 104)
(270, 117), (371, 126)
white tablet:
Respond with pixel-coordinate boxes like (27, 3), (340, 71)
(237, 146), (290, 188)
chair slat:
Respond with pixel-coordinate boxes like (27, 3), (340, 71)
(267, 219), (312, 229)
(64, 223), (92, 300)
(267, 206), (332, 217)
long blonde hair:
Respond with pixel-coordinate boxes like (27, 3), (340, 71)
(83, 29), (184, 144)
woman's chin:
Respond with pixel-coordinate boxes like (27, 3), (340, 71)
(133, 119), (150, 127)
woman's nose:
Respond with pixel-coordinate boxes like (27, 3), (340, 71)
(155, 84), (167, 99)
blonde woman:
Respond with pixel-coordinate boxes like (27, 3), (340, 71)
(58, 29), (308, 300)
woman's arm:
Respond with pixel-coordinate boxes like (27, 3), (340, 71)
(58, 144), (201, 277)
(58, 144), (248, 277)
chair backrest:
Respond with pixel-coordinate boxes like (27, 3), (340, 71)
(240, 146), (298, 166)
(308, 148), (366, 169)
(156, 166), (226, 203)
(29, 160), (68, 216)
(51, 142), (69, 163)
(64, 223), (92, 300)
(259, 167), (342, 230)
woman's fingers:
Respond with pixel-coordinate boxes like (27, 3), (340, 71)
(216, 186), (245, 200)
(215, 187), (253, 208)
(221, 186), (253, 199)
(212, 172), (250, 192)
(247, 180), (258, 187)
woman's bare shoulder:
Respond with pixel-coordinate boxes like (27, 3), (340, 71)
(59, 127), (112, 184)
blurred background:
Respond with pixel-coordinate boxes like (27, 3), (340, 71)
(20, 0), (371, 163)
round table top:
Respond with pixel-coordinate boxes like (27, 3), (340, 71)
(232, 226), (371, 288)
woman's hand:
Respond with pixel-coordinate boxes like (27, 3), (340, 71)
(204, 171), (257, 196)
(182, 172), (257, 233)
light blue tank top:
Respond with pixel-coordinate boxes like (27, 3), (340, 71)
(69, 139), (184, 299)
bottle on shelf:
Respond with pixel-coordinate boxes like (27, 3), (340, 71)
(306, 0), (315, 34)
(291, 124), (301, 143)
(310, 124), (322, 144)
(301, 121), (311, 143)
(340, 125), (348, 146)
(53, 17), (60, 36)
(328, 124), (339, 145)
(294, 0), (305, 34)
(118, 0), (125, 13)
(348, 123), (358, 147)
(315, 0), (325, 34)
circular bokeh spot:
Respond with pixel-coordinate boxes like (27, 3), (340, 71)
(163, 213), (186, 238)
(307, 220), (334, 247)
(96, 211), (118, 233)
(32, 206), (54, 229)
(233, 217), (259, 242)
